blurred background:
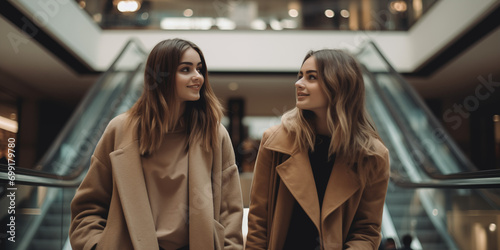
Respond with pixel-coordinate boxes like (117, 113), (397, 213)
(1, 0), (500, 249)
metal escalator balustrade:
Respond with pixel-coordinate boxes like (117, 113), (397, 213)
(0, 38), (148, 250)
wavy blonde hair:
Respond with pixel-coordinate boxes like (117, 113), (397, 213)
(128, 39), (223, 155)
(282, 49), (382, 163)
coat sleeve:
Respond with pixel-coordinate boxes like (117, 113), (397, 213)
(69, 131), (114, 250)
(219, 129), (244, 249)
(344, 147), (390, 250)
(245, 131), (273, 250)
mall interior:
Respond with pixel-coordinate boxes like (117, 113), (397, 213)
(0, 0), (500, 249)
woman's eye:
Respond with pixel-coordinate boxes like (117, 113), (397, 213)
(196, 68), (202, 73)
(180, 67), (189, 72)
(297, 75), (303, 80)
(308, 75), (317, 80)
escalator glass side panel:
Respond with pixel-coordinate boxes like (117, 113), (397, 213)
(375, 73), (464, 176)
(356, 42), (476, 177)
(383, 182), (500, 250)
(364, 72), (500, 250)
(358, 41), (500, 250)
(0, 183), (75, 250)
(34, 41), (147, 177)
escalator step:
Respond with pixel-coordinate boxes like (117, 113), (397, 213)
(42, 214), (71, 226)
(29, 239), (64, 250)
(391, 217), (435, 229)
(48, 203), (71, 214)
(415, 229), (445, 243)
(33, 225), (69, 239)
(420, 242), (449, 250)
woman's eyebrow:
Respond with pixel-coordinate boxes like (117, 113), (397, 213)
(179, 62), (202, 66)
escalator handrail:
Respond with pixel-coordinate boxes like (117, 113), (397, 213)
(390, 174), (500, 189)
(356, 40), (497, 180)
(0, 163), (85, 187)
(0, 38), (147, 186)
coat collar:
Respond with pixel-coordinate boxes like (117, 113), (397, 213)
(262, 125), (295, 155)
(109, 142), (158, 250)
(186, 140), (215, 250)
(263, 125), (361, 226)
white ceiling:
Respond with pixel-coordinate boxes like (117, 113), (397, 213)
(0, 15), (98, 106)
(407, 26), (500, 100)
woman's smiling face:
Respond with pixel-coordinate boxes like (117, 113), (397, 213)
(295, 56), (329, 113)
(175, 47), (204, 102)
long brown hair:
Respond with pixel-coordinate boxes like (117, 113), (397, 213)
(282, 49), (382, 163)
(128, 38), (223, 155)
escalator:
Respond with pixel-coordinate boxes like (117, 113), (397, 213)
(1, 39), (499, 250)
(0, 38), (148, 250)
(357, 41), (500, 250)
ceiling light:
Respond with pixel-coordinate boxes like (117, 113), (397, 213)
(250, 19), (266, 30)
(228, 82), (239, 91)
(325, 9), (334, 18)
(184, 9), (193, 17)
(93, 13), (102, 23)
(216, 18), (236, 30)
(0, 116), (18, 133)
(390, 1), (408, 13)
(281, 19), (298, 29)
(160, 17), (213, 30)
(117, 0), (141, 13)
(270, 19), (283, 30)
(340, 9), (350, 18)
(288, 9), (298, 18)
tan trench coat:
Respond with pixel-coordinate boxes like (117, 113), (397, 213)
(246, 125), (390, 250)
(70, 114), (243, 250)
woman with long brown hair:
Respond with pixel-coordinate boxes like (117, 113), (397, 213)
(246, 49), (390, 249)
(70, 38), (243, 250)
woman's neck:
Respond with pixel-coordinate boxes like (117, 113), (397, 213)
(168, 102), (186, 130)
(176, 102), (186, 121)
(313, 109), (330, 136)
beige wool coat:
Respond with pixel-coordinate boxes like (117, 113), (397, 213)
(70, 113), (243, 250)
(246, 125), (390, 250)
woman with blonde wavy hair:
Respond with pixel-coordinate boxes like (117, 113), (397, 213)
(246, 49), (390, 250)
(70, 38), (243, 250)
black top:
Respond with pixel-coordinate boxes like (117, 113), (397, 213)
(283, 135), (336, 249)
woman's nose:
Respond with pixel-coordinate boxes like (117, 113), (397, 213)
(193, 71), (203, 81)
(295, 79), (304, 89)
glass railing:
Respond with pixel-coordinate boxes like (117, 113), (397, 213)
(0, 38), (148, 250)
(33, 38), (147, 178)
(358, 41), (500, 250)
(77, 0), (439, 31)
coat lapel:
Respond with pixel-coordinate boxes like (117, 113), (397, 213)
(110, 143), (158, 250)
(321, 154), (361, 221)
(263, 125), (362, 232)
(187, 141), (215, 250)
(263, 126), (321, 231)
